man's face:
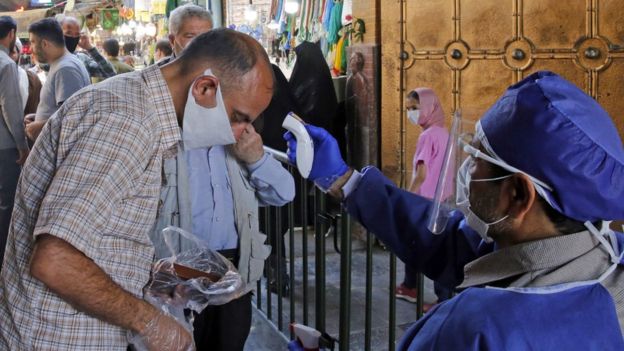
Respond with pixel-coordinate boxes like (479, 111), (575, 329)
(29, 33), (47, 63)
(221, 63), (274, 141)
(9, 42), (19, 63)
(466, 142), (512, 236)
(170, 17), (212, 56)
(61, 20), (80, 37)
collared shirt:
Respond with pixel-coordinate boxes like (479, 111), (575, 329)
(0, 64), (181, 350)
(185, 147), (294, 250)
(76, 47), (116, 79)
(0, 44), (27, 150)
(459, 231), (619, 289)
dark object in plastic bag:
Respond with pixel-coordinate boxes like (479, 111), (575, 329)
(173, 263), (221, 281)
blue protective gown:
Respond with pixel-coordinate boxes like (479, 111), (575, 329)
(345, 167), (624, 350)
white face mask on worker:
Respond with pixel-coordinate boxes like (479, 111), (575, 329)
(455, 158), (511, 243)
(182, 69), (235, 150)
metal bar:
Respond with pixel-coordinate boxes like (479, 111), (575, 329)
(364, 231), (373, 351)
(288, 169), (296, 339)
(265, 207), (272, 321)
(388, 253), (397, 351)
(276, 207), (284, 330)
(256, 278), (262, 310)
(338, 213), (352, 351)
(416, 273), (424, 318)
(263, 146), (291, 165)
(315, 188), (327, 332)
(301, 179), (310, 326)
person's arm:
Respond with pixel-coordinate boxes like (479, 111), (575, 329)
(344, 167), (483, 287)
(232, 124), (296, 206)
(285, 125), (486, 288)
(30, 110), (191, 349)
(30, 234), (157, 332)
(0, 62), (28, 159)
(247, 153), (296, 206)
(79, 33), (116, 78)
(408, 162), (426, 194)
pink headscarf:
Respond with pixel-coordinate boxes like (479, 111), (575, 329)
(413, 87), (445, 129)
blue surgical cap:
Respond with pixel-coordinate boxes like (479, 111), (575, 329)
(479, 71), (624, 222)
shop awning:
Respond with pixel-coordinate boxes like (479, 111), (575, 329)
(0, 8), (54, 38)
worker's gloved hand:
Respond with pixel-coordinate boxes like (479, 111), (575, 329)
(133, 312), (195, 351)
(283, 124), (349, 191)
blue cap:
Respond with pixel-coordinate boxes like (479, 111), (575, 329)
(480, 71), (624, 222)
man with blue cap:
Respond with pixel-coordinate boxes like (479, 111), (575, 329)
(285, 71), (624, 349)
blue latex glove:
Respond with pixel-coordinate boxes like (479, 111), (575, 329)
(283, 125), (349, 191)
(287, 340), (304, 351)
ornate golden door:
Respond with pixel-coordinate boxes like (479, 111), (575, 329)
(380, 0), (624, 184)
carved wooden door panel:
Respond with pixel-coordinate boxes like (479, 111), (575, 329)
(381, 0), (624, 183)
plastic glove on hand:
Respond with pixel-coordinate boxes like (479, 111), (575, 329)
(136, 313), (194, 351)
(283, 125), (349, 191)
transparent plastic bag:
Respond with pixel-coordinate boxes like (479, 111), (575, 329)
(129, 226), (245, 350)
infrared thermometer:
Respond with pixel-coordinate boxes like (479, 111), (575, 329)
(263, 112), (314, 178)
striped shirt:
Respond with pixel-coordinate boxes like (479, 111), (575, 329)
(0, 64), (180, 350)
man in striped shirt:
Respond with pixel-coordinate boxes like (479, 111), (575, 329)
(0, 29), (274, 351)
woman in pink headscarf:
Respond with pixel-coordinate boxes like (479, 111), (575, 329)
(395, 88), (453, 309)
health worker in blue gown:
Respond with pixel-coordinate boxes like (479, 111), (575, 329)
(284, 71), (624, 350)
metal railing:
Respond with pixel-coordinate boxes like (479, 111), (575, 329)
(254, 161), (428, 350)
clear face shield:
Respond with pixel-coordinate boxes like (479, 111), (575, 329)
(427, 110), (473, 234)
(427, 111), (554, 235)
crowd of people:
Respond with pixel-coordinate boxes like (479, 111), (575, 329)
(0, 2), (623, 351)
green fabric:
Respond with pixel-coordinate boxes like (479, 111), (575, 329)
(166, 0), (178, 18)
(327, 1), (343, 44)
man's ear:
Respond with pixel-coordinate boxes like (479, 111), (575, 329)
(191, 75), (219, 108)
(168, 33), (175, 49)
(503, 173), (536, 222)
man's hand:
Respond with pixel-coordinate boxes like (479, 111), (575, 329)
(25, 120), (45, 141)
(16, 148), (29, 165)
(24, 113), (35, 125)
(78, 32), (94, 51)
(138, 313), (194, 351)
(231, 124), (264, 164)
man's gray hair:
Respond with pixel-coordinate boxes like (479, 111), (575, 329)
(168, 4), (213, 34)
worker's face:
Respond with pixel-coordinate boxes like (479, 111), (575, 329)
(465, 142), (513, 236)
(169, 17), (212, 56)
(29, 33), (48, 63)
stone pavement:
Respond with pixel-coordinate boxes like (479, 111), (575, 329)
(245, 227), (438, 351)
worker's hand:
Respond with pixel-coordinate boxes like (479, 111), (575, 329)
(283, 125), (349, 191)
(25, 120), (45, 142)
(231, 124), (264, 164)
(137, 312), (194, 351)
(78, 32), (94, 51)
(16, 148), (29, 165)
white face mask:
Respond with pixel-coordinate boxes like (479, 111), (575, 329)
(407, 109), (420, 125)
(182, 69), (235, 150)
(456, 158), (511, 243)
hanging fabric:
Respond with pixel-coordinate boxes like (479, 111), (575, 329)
(322, 0), (334, 30)
(341, 0), (352, 26)
(326, 1), (343, 44)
